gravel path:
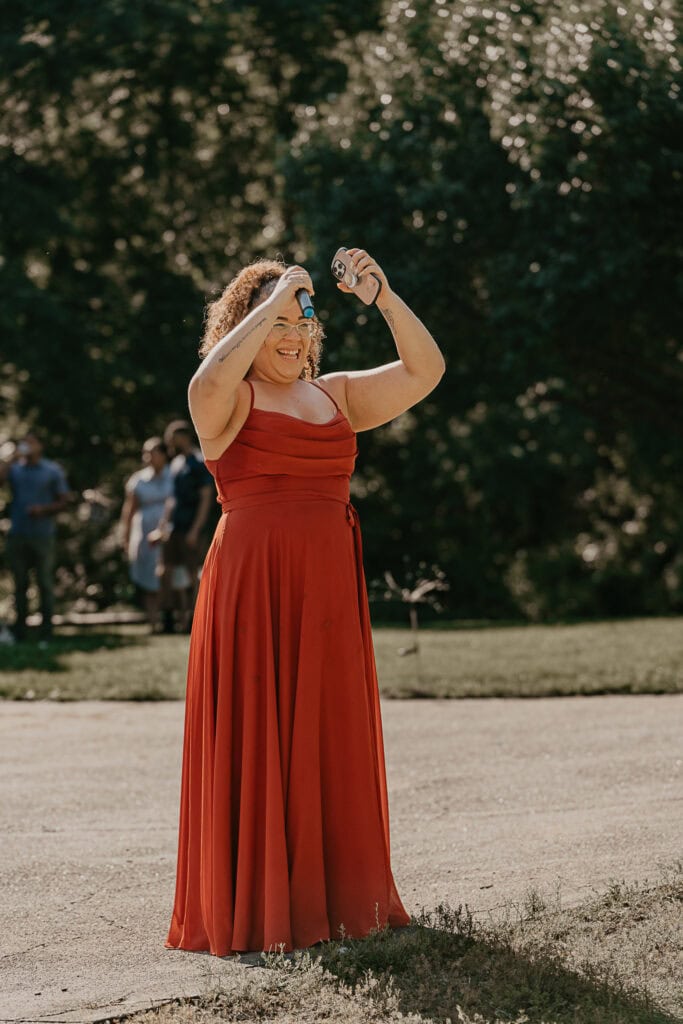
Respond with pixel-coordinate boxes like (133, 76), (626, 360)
(0, 694), (680, 1023)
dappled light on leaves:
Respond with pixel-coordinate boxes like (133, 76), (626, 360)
(1, 0), (681, 618)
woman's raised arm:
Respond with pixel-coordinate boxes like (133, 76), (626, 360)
(321, 248), (445, 432)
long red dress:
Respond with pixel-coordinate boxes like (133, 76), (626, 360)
(164, 377), (411, 956)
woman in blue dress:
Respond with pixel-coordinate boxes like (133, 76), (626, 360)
(120, 437), (173, 631)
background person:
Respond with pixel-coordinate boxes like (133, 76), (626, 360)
(0, 431), (70, 644)
(119, 436), (173, 633)
(152, 420), (214, 634)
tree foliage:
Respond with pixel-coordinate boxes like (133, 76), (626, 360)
(1, 0), (681, 619)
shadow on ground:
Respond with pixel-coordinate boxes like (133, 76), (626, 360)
(251, 903), (680, 1024)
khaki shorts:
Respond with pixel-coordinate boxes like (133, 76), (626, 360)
(158, 530), (201, 580)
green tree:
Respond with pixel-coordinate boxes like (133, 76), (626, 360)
(279, 0), (683, 618)
(0, 0), (383, 608)
(1, 0), (681, 619)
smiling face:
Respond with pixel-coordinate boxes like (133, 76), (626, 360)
(247, 292), (316, 384)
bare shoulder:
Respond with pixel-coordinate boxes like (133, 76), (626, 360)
(315, 372), (350, 419)
(195, 378), (252, 462)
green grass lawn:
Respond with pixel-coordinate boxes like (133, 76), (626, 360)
(373, 616), (683, 698)
(1, 616), (682, 701)
(130, 862), (683, 1024)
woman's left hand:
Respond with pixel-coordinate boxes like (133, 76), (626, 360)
(336, 248), (390, 298)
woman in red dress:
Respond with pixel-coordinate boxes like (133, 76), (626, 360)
(165, 249), (445, 956)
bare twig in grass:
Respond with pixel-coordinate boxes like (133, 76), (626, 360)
(373, 563), (450, 691)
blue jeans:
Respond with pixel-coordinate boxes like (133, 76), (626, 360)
(6, 533), (56, 639)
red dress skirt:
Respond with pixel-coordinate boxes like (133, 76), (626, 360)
(164, 379), (410, 955)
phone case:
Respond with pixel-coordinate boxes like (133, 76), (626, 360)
(331, 247), (382, 305)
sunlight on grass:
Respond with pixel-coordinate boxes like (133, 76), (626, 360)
(1, 617), (682, 700)
(373, 617), (683, 698)
(0, 627), (188, 700)
(128, 862), (682, 1024)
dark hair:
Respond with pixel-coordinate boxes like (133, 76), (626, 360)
(142, 436), (168, 458)
(163, 420), (193, 447)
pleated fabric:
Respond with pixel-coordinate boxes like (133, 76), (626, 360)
(164, 379), (411, 956)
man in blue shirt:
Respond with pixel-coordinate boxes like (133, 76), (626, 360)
(0, 431), (70, 643)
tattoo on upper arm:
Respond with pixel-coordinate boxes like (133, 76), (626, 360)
(217, 316), (268, 362)
(380, 307), (396, 335)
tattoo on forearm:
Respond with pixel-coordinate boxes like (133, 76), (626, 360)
(217, 316), (268, 362)
(380, 307), (396, 336)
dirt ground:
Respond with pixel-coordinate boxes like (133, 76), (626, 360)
(0, 694), (680, 1023)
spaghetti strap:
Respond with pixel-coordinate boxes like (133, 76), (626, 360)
(310, 379), (341, 416)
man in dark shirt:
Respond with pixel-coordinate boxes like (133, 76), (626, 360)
(0, 431), (69, 643)
(154, 420), (214, 633)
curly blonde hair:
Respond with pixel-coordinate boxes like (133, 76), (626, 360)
(199, 257), (324, 380)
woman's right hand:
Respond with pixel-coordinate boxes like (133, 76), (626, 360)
(267, 265), (315, 312)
